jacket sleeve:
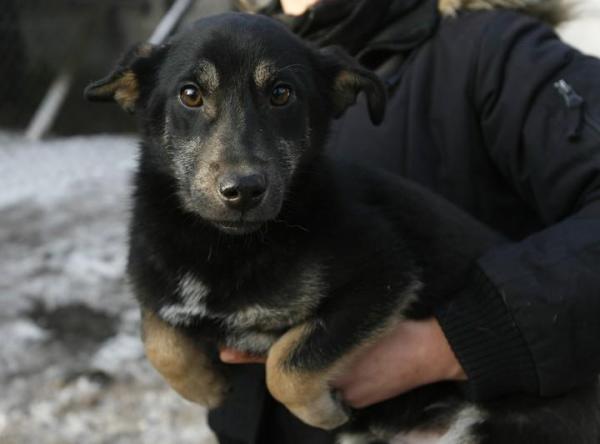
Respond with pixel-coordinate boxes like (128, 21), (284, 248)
(436, 11), (600, 400)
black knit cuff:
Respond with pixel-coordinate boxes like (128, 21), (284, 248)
(435, 266), (539, 401)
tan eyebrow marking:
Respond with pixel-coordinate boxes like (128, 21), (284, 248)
(254, 60), (277, 89)
(196, 60), (220, 92)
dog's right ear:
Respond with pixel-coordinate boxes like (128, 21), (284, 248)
(317, 46), (387, 126)
(84, 43), (166, 113)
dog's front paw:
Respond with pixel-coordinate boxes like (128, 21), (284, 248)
(142, 309), (227, 408)
(289, 390), (350, 430)
(267, 365), (349, 429)
(266, 324), (350, 430)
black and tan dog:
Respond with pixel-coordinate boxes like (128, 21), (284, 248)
(85, 12), (600, 444)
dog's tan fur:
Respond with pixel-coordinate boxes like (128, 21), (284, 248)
(112, 71), (140, 113)
(266, 323), (349, 429)
(265, 319), (403, 430)
(89, 70), (140, 113)
(235, 0), (570, 26)
(142, 309), (227, 407)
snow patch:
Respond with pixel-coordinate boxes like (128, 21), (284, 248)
(91, 333), (145, 374)
(0, 132), (216, 443)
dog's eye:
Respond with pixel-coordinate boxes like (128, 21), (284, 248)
(179, 85), (204, 108)
(271, 85), (292, 107)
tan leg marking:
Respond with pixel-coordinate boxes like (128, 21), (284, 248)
(266, 323), (349, 430)
(142, 309), (226, 408)
(266, 316), (408, 430)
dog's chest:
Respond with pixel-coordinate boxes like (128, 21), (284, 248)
(157, 260), (326, 352)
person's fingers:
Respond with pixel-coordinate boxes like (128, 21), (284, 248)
(332, 319), (456, 408)
(219, 348), (266, 364)
(339, 383), (381, 409)
(337, 359), (420, 408)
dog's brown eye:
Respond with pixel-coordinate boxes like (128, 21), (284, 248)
(179, 85), (203, 108)
(271, 85), (292, 106)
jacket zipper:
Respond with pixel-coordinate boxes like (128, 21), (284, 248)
(554, 79), (600, 138)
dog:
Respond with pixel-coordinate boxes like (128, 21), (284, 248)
(85, 12), (600, 444)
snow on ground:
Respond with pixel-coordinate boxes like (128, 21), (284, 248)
(0, 133), (216, 444)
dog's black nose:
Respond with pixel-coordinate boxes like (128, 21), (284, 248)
(218, 173), (267, 211)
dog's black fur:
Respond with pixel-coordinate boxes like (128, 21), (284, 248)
(86, 12), (600, 444)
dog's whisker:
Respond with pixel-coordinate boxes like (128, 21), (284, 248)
(272, 219), (310, 233)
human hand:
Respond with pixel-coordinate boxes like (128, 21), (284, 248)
(219, 348), (266, 364)
(332, 318), (466, 408)
(219, 318), (466, 409)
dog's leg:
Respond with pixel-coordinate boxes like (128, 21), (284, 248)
(141, 308), (227, 408)
(266, 322), (349, 430)
(266, 277), (422, 430)
(266, 314), (401, 430)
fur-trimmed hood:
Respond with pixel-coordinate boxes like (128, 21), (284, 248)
(438, 0), (569, 25)
(237, 0), (569, 25)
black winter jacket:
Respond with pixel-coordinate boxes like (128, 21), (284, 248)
(209, 6), (600, 444)
(330, 9), (600, 402)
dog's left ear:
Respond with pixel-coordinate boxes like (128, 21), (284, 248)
(84, 43), (166, 113)
(318, 46), (387, 125)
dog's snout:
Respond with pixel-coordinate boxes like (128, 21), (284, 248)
(218, 172), (267, 211)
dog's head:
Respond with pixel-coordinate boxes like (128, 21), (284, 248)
(85, 13), (385, 235)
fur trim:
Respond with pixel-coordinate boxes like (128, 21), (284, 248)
(233, 0), (271, 12)
(438, 0), (571, 25)
(235, 0), (571, 26)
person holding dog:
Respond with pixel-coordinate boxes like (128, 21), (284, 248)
(208, 0), (600, 442)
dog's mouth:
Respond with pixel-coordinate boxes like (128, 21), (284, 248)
(211, 219), (265, 235)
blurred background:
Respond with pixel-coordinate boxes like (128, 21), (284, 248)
(0, 1), (598, 443)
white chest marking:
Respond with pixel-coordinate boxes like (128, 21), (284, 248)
(158, 272), (210, 326)
(159, 259), (326, 331)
